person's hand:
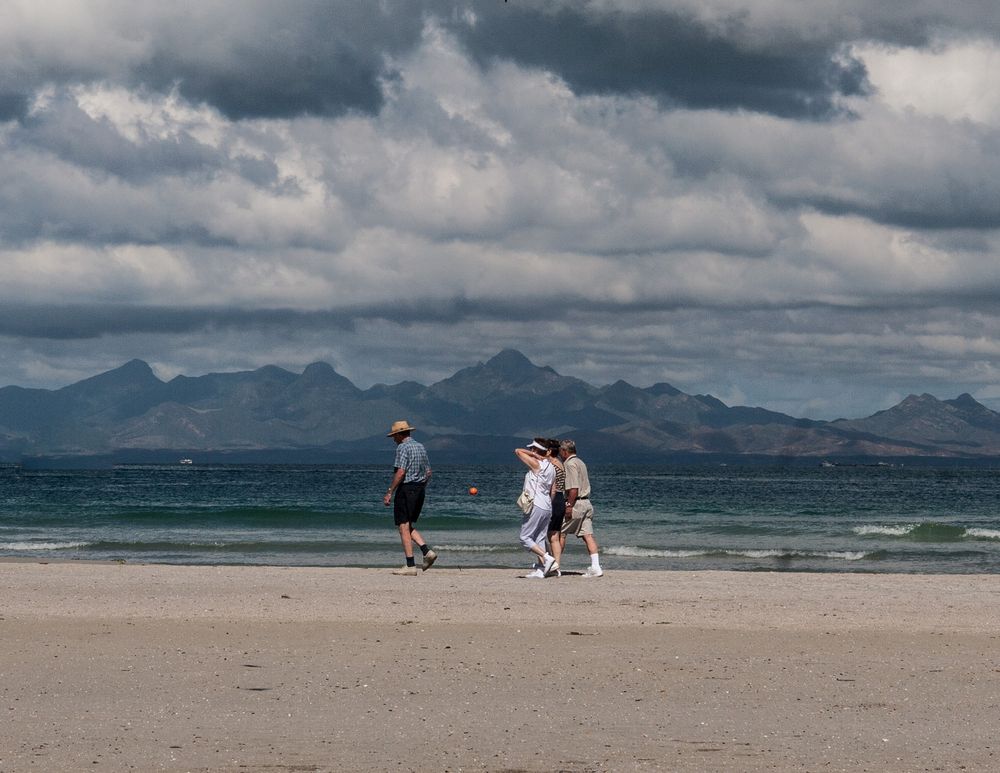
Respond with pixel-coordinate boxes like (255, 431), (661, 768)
(383, 492), (392, 506)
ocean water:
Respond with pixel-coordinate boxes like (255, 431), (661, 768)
(2, 463), (1000, 573)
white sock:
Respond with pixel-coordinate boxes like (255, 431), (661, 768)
(590, 553), (601, 570)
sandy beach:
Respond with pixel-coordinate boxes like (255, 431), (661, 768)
(2, 562), (999, 772)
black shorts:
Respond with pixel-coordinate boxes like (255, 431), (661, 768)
(393, 481), (426, 526)
(547, 492), (566, 533)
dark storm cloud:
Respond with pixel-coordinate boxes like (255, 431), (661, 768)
(448, 5), (870, 119)
(0, 299), (693, 341)
(0, 302), (523, 340)
(0, 305), (357, 340)
(798, 195), (1000, 231)
(129, 2), (426, 120)
(9, 283), (998, 345)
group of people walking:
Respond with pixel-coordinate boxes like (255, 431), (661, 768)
(514, 437), (603, 578)
(382, 420), (603, 578)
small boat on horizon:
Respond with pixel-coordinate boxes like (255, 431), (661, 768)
(179, 458), (193, 465)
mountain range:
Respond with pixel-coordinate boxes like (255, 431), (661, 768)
(3, 349), (1000, 465)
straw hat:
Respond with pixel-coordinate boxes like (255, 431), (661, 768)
(387, 420), (416, 436)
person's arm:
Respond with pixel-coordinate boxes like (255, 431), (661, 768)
(383, 467), (405, 506)
(515, 448), (541, 471)
(564, 458), (578, 514)
(564, 485), (579, 513)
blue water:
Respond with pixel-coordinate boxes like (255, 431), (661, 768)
(2, 463), (1000, 573)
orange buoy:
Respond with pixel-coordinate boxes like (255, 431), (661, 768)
(468, 487), (478, 496)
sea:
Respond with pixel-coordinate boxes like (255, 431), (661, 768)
(2, 463), (1000, 574)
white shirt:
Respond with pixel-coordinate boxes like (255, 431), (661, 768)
(523, 458), (554, 513)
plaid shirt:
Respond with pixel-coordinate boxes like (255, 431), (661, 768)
(394, 437), (430, 483)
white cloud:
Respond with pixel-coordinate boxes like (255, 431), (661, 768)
(855, 38), (1000, 126)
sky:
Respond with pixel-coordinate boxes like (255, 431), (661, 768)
(2, 0), (1000, 420)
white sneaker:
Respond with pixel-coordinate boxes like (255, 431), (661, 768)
(522, 568), (545, 579)
(542, 555), (557, 576)
(392, 565), (418, 576)
(582, 566), (604, 578)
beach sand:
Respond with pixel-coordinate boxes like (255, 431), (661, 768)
(2, 562), (999, 771)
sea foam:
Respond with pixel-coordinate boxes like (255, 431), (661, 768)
(964, 528), (1000, 540)
(0, 541), (90, 551)
(435, 543), (511, 553)
(605, 546), (706, 558)
(853, 525), (917, 536)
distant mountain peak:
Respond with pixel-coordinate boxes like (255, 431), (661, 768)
(898, 393), (940, 408)
(301, 361), (338, 379)
(645, 382), (682, 397)
(68, 359), (161, 390)
(111, 359), (156, 378)
(298, 361), (358, 392)
(950, 393), (982, 408)
(485, 349), (535, 370)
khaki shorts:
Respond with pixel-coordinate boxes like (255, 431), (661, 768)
(561, 498), (594, 537)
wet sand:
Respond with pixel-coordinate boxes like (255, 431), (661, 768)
(2, 562), (999, 771)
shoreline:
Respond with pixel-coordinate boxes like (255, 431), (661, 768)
(3, 563), (999, 771)
(6, 553), (1000, 577)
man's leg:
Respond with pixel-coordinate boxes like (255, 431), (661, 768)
(581, 532), (603, 575)
(395, 486), (422, 564)
(405, 482), (437, 570)
(398, 522), (415, 561)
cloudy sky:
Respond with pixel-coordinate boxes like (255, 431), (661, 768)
(2, 0), (999, 419)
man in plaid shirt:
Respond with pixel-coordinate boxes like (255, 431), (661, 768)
(383, 420), (437, 575)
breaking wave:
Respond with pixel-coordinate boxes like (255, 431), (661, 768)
(606, 546), (870, 561)
(854, 524), (1000, 541)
